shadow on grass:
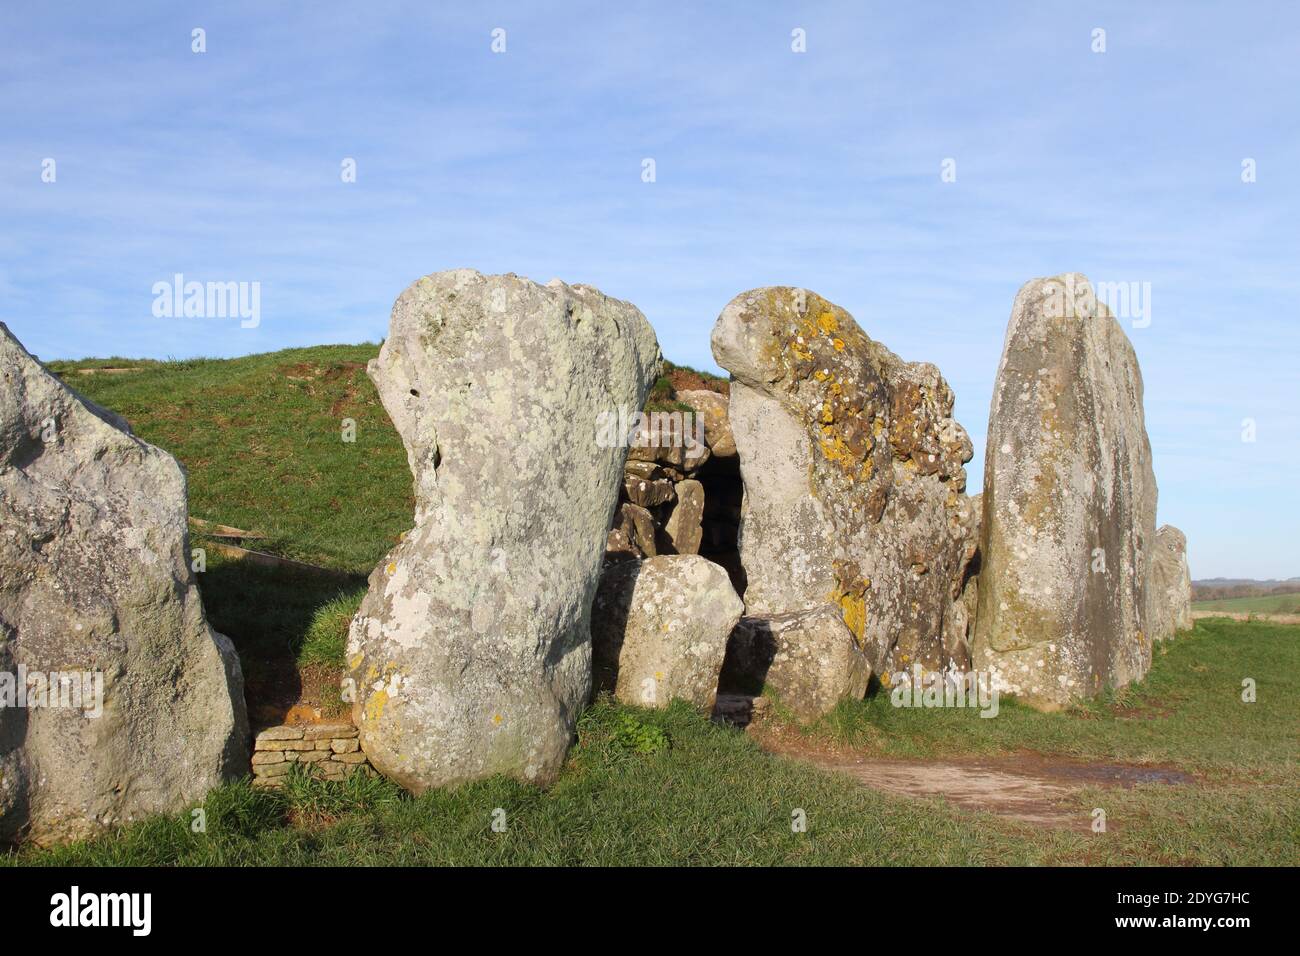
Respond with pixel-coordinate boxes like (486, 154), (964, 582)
(197, 553), (368, 727)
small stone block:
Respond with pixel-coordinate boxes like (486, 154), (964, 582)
(255, 739), (315, 751)
(253, 761), (292, 778)
(255, 726), (304, 742)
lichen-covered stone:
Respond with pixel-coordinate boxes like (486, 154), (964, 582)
(1150, 525), (1192, 641)
(616, 503), (658, 557)
(675, 389), (735, 457)
(710, 287), (975, 672)
(973, 274), (1157, 708)
(0, 323), (248, 846)
(942, 493), (982, 666)
(347, 270), (660, 792)
(719, 605), (871, 723)
(591, 555), (743, 710)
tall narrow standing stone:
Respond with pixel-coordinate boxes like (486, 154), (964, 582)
(347, 271), (659, 792)
(973, 274), (1157, 708)
(1150, 524), (1192, 640)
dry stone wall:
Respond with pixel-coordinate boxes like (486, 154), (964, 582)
(251, 723), (373, 787)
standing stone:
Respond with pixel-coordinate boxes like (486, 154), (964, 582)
(710, 288), (975, 673)
(0, 323), (248, 845)
(346, 271), (659, 792)
(718, 606), (871, 723)
(942, 493), (982, 669)
(591, 555), (743, 710)
(662, 479), (704, 554)
(973, 274), (1157, 708)
(1150, 525), (1192, 640)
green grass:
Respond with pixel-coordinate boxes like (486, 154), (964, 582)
(25, 345), (1297, 866)
(49, 345), (411, 573)
(812, 619), (1298, 779)
(301, 588), (367, 668)
(1193, 593), (1300, 613)
(8, 671), (1296, 866)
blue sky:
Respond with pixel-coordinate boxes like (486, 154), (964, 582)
(2, 2), (1297, 578)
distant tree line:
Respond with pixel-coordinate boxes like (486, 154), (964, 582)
(1191, 582), (1300, 602)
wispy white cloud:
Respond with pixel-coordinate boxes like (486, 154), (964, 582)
(1, 0), (1296, 576)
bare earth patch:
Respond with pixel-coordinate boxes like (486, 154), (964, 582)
(716, 694), (1195, 830)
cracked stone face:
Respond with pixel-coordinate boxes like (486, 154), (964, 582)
(346, 270), (660, 792)
(972, 274), (1158, 708)
(710, 287), (977, 674)
(0, 322), (248, 846)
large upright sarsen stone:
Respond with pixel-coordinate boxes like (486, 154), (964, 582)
(347, 270), (660, 792)
(711, 288), (977, 673)
(973, 274), (1157, 708)
(0, 323), (248, 846)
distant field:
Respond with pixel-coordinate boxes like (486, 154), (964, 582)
(1192, 593), (1300, 613)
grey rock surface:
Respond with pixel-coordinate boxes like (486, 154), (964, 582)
(0, 323), (248, 846)
(1150, 524), (1192, 640)
(719, 605), (871, 723)
(346, 270), (660, 791)
(591, 555), (743, 710)
(972, 274), (1157, 708)
(711, 287), (976, 672)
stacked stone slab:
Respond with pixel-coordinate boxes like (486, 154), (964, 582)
(346, 270), (659, 793)
(973, 274), (1158, 708)
(0, 323), (248, 845)
(605, 386), (743, 589)
(251, 723), (373, 787)
(710, 287), (978, 694)
(1150, 524), (1193, 641)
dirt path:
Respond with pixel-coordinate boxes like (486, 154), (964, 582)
(715, 694), (1195, 830)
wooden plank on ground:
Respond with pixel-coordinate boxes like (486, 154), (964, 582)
(204, 541), (353, 579)
(189, 516), (267, 539)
